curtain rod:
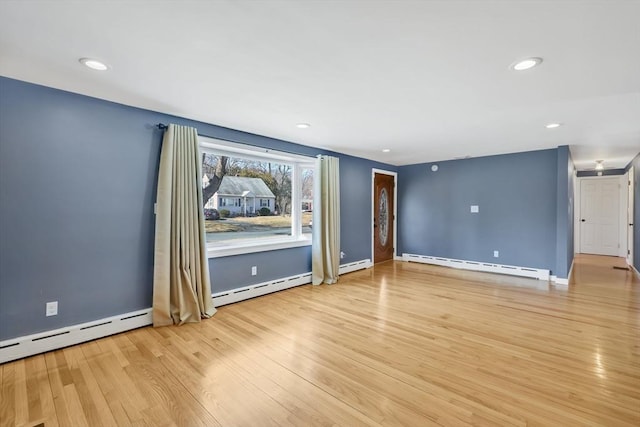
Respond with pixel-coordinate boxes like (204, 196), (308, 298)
(156, 123), (318, 159)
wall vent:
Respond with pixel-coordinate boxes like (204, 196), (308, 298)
(402, 253), (550, 280)
(212, 273), (312, 307)
(0, 308), (152, 364)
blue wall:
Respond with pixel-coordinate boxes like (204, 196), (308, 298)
(397, 149), (560, 273)
(212, 247), (312, 292)
(626, 152), (640, 269)
(568, 152), (575, 275)
(0, 77), (394, 340)
(555, 146), (574, 278)
(0, 75), (588, 341)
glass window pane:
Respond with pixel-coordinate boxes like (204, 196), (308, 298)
(201, 153), (294, 244)
(301, 167), (314, 236)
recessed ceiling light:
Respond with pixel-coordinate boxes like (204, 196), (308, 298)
(296, 123), (311, 129)
(382, 149), (391, 153)
(511, 57), (543, 71)
(79, 58), (109, 71)
(545, 123), (562, 129)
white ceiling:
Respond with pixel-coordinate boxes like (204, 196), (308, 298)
(1, 0), (639, 168)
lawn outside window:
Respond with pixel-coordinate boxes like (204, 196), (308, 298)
(199, 136), (315, 258)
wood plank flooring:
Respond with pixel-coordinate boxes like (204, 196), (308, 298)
(1, 254), (639, 426)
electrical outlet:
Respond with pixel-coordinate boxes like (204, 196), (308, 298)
(46, 301), (58, 316)
(251, 266), (257, 276)
(340, 251), (345, 259)
(470, 205), (479, 213)
(493, 251), (499, 258)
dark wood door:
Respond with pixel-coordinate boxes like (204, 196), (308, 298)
(374, 172), (395, 263)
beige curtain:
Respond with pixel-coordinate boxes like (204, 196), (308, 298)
(312, 155), (341, 285)
(153, 124), (216, 326)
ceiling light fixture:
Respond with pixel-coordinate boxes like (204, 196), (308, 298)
(79, 58), (109, 71)
(296, 123), (311, 129)
(595, 160), (604, 171)
(545, 123), (562, 129)
(382, 149), (391, 153)
(511, 57), (543, 71)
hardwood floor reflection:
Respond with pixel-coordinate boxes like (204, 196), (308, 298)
(1, 254), (638, 426)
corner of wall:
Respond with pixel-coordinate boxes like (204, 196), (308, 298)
(555, 146), (573, 279)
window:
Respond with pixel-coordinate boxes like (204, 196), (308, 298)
(218, 197), (241, 207)
(200, 136), (314, 257)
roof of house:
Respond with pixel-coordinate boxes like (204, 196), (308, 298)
(214, 176), (275, 198)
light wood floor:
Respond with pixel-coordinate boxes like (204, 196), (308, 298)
(1, 255), (639, 426)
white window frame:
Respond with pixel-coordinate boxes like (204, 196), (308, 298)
(199, 136), (315, 258)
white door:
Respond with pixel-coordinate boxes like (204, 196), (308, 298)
(580, 178), (620, 256)
(628, 168), (635, 266)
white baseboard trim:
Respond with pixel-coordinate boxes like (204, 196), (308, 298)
(1, 259), (374, 364)
(213, 272), (312, 307)
(0, 308), (152, 364)
(568, 259), (574, 282)
(626, 257), (639, 278)
(394, 255), (403, 261)
(340, 259), (373, 274)
(213, 258), (372, 307)
(402, 253), (550, 281)
(550, 260), (573, 286)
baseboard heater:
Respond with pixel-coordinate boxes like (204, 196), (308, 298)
(213, 258), (372, 306)
(0, 308), (152, 364)
(402, 253), (549, 281)
(0, 259), (372, 364)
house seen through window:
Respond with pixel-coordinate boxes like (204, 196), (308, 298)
(200, 137), (314, 253)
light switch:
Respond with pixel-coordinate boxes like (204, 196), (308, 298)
(470, 205), (479, 213)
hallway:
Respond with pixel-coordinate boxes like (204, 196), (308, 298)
(570, 253), (638, 288)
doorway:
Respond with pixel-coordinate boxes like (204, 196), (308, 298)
(372, 170), (397, 264)
(578, 177), (620, 256)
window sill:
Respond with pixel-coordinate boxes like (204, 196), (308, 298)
(206, 236), (311, 258)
